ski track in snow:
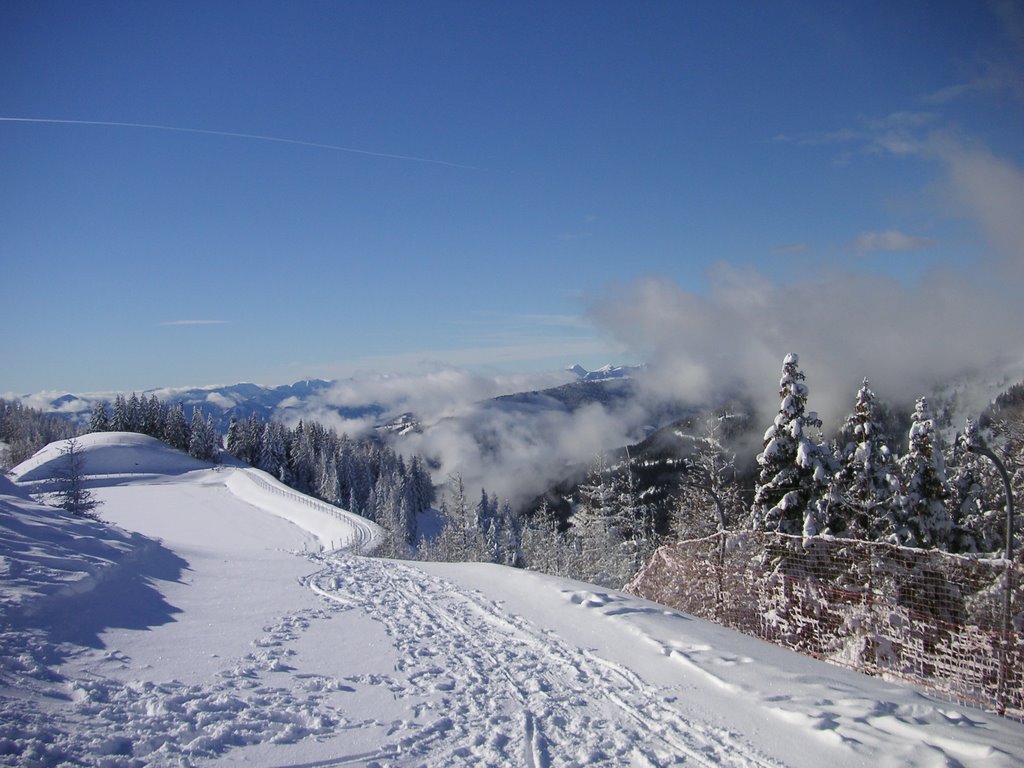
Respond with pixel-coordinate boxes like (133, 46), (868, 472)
(307, 554), (781, 768)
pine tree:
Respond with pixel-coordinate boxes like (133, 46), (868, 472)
(242, 413), (263, 465)
(672, 417), (743, 539)
(111, 395), (129, 432)
(54, 438), (101, 517)
(142, 395), (165, 438)
(288, 421), (315, 492)
(225, 415), (242, 457)
(826, 379), (899, 540)
(947, 420), (1004, 553)
(751, 354), (829, 535)
(188, 408), (214, 460)
(570, 457), (632, 586)
(88, 400), (110, 433)
(895, 397), (952, 549)
(126, 393), (142, 433)
(432, 473), (484, 561)
(522, 500), (571, 577)
(163, 402), (190, 452)
(259, 421), (288, 479)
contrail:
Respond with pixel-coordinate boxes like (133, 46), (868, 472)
(0, 116), (478, 170)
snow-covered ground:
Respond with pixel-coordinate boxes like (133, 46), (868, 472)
(2, 433), (1023, 766)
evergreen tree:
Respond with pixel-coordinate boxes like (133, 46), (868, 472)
(826, 379), (899, 540)
(570, 457), (633, 586)
(895, 397), (952, 549)
(288, 421), (315, 492)
(947, 420), (1005, 553)
(430, 473), (488, 562)
(672, 417), (743, 539)
(126, 393), (142, 433)
(163, 402), (190, 452)
(88, 400), (110, 433)
(54, 438), (101, 517)
(242, 413), (263, 465)
(142, 395), (165, 438)
(188, 408), (215, 460)
(521, 500), (571, 577)
(225, 415), (242, 457)
(259, 421), (288, 480)
(111, 395), (129, 432)
(751, 353), (829, 535)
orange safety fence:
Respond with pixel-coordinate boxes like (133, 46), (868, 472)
(627, 531), (1023, 720)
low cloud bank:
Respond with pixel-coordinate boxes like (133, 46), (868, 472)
(588, 265), (1023, 434)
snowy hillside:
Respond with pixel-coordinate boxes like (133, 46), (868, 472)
(1, 435), (1022, 766)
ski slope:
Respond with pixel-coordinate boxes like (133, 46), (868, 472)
(1, 433), (1023, 766)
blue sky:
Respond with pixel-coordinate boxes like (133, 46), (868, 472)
(3, 1), (1023, 395)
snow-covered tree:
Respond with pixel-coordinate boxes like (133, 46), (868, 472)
(142, 395), (165, 438)
(428, 473), (488, 562)
(288, 421), (316, 493)
(259, 421), (288, 480)
(521, 500), (571, 577)
(825, 379), (899, 540)
(163, 402), (190, 452)
(225, 415), (242, 456)
(569, 457), (634, 586)
(947, 420), (1005, 553)
(111, 395), (129, 432)
(53, 438), (101, 518)
(88, 400), (110, 433)
(895, 397), (952, 549)
(751, 354), (830, 535)
(671, 417), (743, 540)
(126, 393), (143, 433)
(188, 408), (216, 461)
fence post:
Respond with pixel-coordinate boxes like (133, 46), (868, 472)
(715, 530), (726, 622)
(964, 438), (1015, 715)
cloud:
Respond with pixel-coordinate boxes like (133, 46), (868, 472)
(398, 393), (651, 506)
(591, 130), (1024, 425)
(160, 319), (228, 326)
(774, 112), (936, 157)
(849, 230), (936, 253)
(928, 134), (1024, 267)
(587, 263), (1024, 437)
(921, 2), (1024, 104)
(273, 364), (651, 505)
(279, 366), (576, 430)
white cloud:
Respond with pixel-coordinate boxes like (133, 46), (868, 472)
(849, 230), (936, 253)
(928, 134), (1024, 267)
(587, 262), (1024, 433)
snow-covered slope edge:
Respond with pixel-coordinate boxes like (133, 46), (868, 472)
(224, 468), (380, 553)
(8, 432), (381, 553)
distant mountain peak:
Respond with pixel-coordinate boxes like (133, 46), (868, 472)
(566, 364), (643, 381)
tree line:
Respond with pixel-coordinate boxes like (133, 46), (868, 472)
(749, 353), (1019, 555)
(0, 399), (78, 468)
(7, 359), (1021, 590)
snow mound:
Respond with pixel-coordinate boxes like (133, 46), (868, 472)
(9, 432), (211, 483)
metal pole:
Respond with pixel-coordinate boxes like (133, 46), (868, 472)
(965, 440), (1015, 716)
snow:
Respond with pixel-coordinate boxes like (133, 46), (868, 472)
(2, 433), (1023, 766)
(9, 432), (210, 484)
